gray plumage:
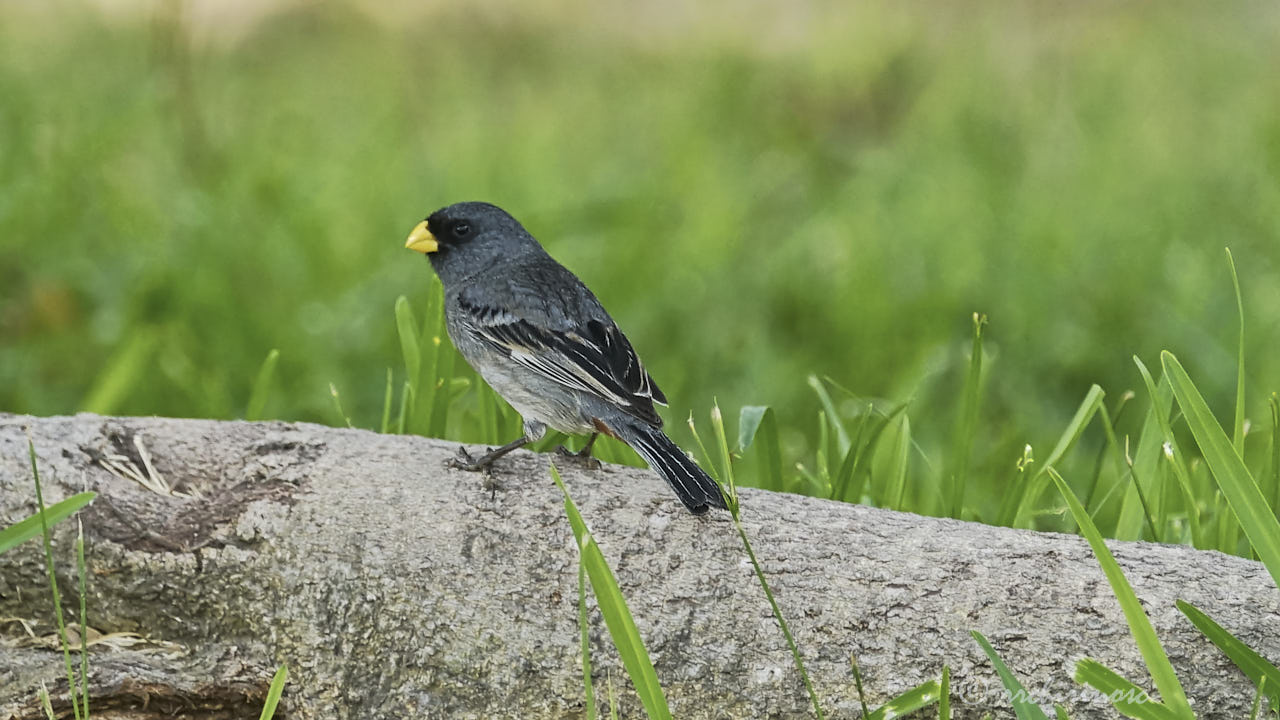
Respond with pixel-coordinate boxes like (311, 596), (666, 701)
(413, 201), (725, 515)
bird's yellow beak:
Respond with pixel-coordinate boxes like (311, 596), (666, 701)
(405, 221), (439, 254)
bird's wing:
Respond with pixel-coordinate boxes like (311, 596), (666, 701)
(456, 291), (666, 425)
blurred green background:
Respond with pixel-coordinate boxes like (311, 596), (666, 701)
(3, 1), (1279, 511)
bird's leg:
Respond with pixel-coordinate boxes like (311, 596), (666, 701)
(555, 433), (602, 469)
(450, 435), (531, 472)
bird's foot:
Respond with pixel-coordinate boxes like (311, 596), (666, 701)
(448, 446), (495, 472)
(554, 444), (602, 470)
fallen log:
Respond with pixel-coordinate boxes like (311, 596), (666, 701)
(0, 414), (1275, 719)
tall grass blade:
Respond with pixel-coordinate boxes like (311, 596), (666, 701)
(1085, 396), (1132, 519)
(257, 664), (288, 720)
(0, 492), (96, 555)
(246, 348), (280, 421)
(1048, 468), (1193, 718)
(1251, 677), (1266, 720)
(1133, 357), (1197, 545)
(1271, 394), (1280, 517)
(28, 436), (84, 720)
(1225, 248), (1246, 454)
(1072, 659), (1175, 720)
(38, 684), (55, 720)
(396, 381), (411, 435)
(808, 376), (851, 455)
(884, 414), (911, 510)
(579, 562), (597, 720)
(738, 405), (783, 491)
(1004, 385), (1104, 528)
(75, 521), (88, 719)
(970, 630), (1051, 720)
(394, 296), (421, 388)
(1176, 600), (1280, 708)
(947, 312), (986, 518)
(428, 334), (456, 438)
(850, 655), (872, 719)
(940, 666), (951, 720)
(703, 404), (824, 718)
(328, 383), (353, 428)
(608, 672), (620, 720)
(1115, 369), (1174, 540)
(550, 465), (672, 720)
(1162, 351), (1280, 587)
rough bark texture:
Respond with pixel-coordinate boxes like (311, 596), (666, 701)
(0, 414), (1276, 719)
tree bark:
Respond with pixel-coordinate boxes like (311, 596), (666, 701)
(0, 414), (1276, 719)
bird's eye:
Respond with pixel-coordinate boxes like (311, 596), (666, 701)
(452, 222), (471, 238)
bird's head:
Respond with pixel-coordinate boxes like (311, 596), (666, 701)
(405, 202), (541, 286)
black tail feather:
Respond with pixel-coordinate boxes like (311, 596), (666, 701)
(619, 423), (727, 515)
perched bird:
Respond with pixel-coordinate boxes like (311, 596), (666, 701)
(404, 202), (726, 515)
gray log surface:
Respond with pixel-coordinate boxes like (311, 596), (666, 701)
(0, 414), (1276, 719)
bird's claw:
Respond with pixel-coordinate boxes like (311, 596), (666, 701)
(448, 446), (489, 472)
(554, 445), (602, 470)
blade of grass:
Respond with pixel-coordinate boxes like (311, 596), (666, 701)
(607, 672), (620, 720)
(1073, 659), (1175, 720)
(809, 376), (850, 455)
(1225, 248), (1246, 454)
(579, 562), (597, 720)
(738, 406), (783, 491)
(940, 666), (951, 720)
(1271, 394), (1280, 516)
(1048, 468), (1193, 718)
(246, 348), (280, 421)
(947, 312), (986, 519)
(257, 664), (288, 720)
(427, 333), (455, 438)
(409, 278), (450, 436)
(850, 655), (872, 719)
(1004, 385), (1105, 528)
(835, 403), (907, 504)
(865, 677), (942, 720)
(1133, 357), (1196, 543)
(971, 630), (1051, 720)
(1176, 600), (1280, 708)
(395, 381), (411, 435)
(1085, 394), (1133, 517)
(837, 410), (871, 500)
(883, 414), (911, 510)
(815, 410), (832, 494)
(379, 368), (394, 434)
(698, 404), (825, 719)
(395, 295), (422, 432)
(1251, 677), (1266, 720)
(1115, 369), (1174, 540)
(0, 491), (96, 555)
(1163, 351), (1280, 587)
(39, 684), (55, 720)
(75, 521), (88, 719)
(550, 465), (672, 720)
(328, 383), (353, 428)
(28, 435), (84, 720)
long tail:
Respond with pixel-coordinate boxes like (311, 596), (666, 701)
(617, 422), (727, 515)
